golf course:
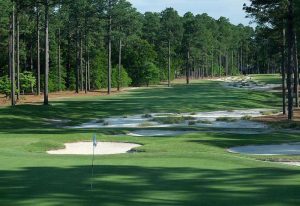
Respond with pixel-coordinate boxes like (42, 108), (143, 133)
(1, 0), (300, 205)
(1, 75), (300, 206)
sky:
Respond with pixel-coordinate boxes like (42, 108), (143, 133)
(127, 0), (252, 26)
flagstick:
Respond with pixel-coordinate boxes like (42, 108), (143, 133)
(91, 139), (95, 190)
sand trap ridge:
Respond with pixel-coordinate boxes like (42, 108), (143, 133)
(47, 142), (141, 155)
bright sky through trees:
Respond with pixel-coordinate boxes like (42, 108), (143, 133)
(128, 0), (251, 25)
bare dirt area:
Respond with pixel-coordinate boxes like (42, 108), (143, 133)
(254, 109), (300, 123)
(0, 87), (141, 106)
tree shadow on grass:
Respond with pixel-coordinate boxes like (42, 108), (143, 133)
(0, 165), (300, 206)
(187, 131), (300, 148)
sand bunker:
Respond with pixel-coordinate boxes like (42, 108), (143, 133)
(127, 130), (190, 137)
(229, 143), (300, 155)
(218, 76), (280, 91)
(280, 162), (300, 166)
(70, 109), (271, 130)
(47, 142), (141, 155)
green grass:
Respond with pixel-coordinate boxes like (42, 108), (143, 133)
(151, 116), (196, 124)
(250, 74), (282, 84)
(216, 117), (238, 122)
(1, 77), (300, 206)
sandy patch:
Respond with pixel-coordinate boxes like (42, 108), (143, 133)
(47, 142), (141, 155)
(218, 76), (280, 92)
(228, 143), (300, 155)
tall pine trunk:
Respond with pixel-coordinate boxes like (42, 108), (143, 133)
(80, 37), (83, 91)
(168, 40), (171, 87)
(231, 50), (234, 76)
(16, 14), (20, 99)
(186, 49), (190, 84)
(118, 38), (122, 91)
(294, 34), (299, 107)
(107, 0), (112, 95)
(282, 28), (287, 115)
(287, 0), (295, 120)
(211, 49), (214, 77)
(44, 0), (49, 105)
(87, 54), (90, 91)
(219, 52), (221, 77)
(36, 4), (41, 95)
(9, 4), (16, 106)
(75, 25), (80, 93)
(58, 28), (61, 92)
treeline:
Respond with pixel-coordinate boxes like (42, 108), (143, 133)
(1, 0), (255, 106)
(245, 0), (300, 120)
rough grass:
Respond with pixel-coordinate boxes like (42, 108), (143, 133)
(216, 117), (238, 122)
(250, 74), (282, 84)
(151, 116), (196, 124)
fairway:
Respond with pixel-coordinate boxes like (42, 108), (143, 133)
(1, 78), (300, 206)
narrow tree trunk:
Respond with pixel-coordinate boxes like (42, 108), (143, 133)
(107, 1), (112, 95)
(44, 0), (49, 105)
(205, 54), (208, 77)
(118, 38), (122, 91)
(294, 34), (299, 107)
(16, 14), (20, 99)
(9, 4), (16, 106)
(287, 0), (295, 120)
(84, 34), (88, 94)
(30, 43), (33, 71)
(237, 50), (240, 73)
(58, 28), (61, 92)
(186, 49), (190, 84)
(36, 4), (41, 95)
(66, 30), (71, 89)
(80, 37), (83, 91)
(219, 52), (222, 77)
(225, 53), (229, 76)
(282, 28), (287, 115)
(231, 50), (234, 76)
(240, 47), (243, 74)
(75, 28), (79, 93)
(168, 40), (171, 87)
(211, 49), (214, 78)
(88, 54), (91, 91)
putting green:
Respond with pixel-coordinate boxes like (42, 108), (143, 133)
(1, 77), (300, 206)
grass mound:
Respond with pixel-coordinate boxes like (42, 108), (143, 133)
(216, 117), (238, 122)
(151, 116), (196, 124)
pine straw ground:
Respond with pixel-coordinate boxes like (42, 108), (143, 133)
(0, 87), (142, 106)
(254, 109), (300, 128)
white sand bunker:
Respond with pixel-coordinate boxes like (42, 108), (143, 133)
(47, 142), (141, 155)
(218, 76), (280, 91)
(229, 143), (300, 155)
(280, 162), (300, 167)
(128, 130), (190, 137)
(69, 109), (272, 130)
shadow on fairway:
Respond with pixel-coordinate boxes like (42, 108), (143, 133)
(187, 132), (300, 149)
(0, 165), (300, 206)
